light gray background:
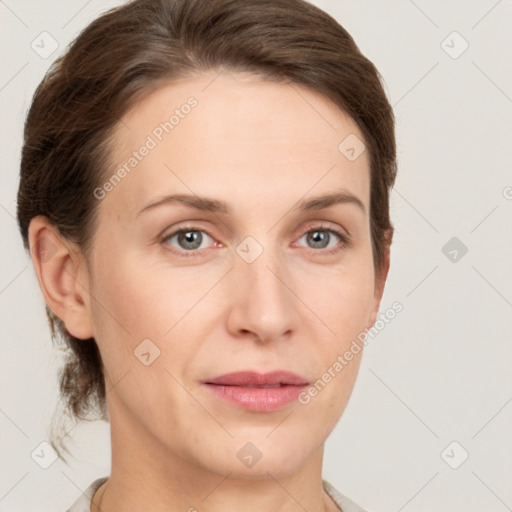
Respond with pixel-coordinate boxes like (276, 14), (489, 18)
(1, 1), (511, 511)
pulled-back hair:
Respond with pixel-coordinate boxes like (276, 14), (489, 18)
(17, 0), (396, 460)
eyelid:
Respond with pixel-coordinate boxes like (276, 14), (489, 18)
(296, 219), (350, 239)
(159, 220), (351, 256)
(293, 222), (351, 253)
(159, 224), (218, 257)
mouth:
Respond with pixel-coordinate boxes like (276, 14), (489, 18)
(201, 371), (309, 412)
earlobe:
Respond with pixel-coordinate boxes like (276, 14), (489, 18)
(28, 215), (94, 340)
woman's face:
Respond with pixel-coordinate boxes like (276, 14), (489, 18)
(79, 71), (387, 478)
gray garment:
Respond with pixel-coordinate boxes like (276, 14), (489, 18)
(66, 477), (369, 512)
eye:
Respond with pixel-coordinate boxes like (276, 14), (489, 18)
(162, 227), (216, 254)
(296, 225), (350, 254)
(160, 223), (350, 258)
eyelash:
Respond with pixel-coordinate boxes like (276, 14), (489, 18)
(160, 223), (351, 258)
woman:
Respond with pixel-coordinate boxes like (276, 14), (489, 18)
(17, 0), (396, 510)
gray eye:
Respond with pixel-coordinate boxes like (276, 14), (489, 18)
(307, 230), (329, 249)
(165, 230), (213, 251)
(299, 230), (339, 250)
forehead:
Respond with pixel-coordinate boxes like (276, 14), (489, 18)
(104, 71), (370, 216)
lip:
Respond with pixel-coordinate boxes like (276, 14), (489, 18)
(202, 371), (309, 412)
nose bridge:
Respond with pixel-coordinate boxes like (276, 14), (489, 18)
(238, 235), (289, 305)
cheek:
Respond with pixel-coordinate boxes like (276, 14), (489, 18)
(86, 248), (166, 379)
(296, 258), (375, 338)
(297, 274), (370, 429)
(293, 256), (374, 412)
(90, 250), (186, 338)
(88, 248), (216, 379)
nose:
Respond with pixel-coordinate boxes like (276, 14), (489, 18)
(225, 240), (298, 344)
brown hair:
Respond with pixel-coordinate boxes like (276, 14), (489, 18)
(17, 0), (396, 460)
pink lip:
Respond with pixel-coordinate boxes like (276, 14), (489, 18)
(202, 371), (309, 412)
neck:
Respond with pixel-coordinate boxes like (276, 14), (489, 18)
(92, 399), (338, 512)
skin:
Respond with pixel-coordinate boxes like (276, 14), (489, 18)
(29, 70), (390, 512)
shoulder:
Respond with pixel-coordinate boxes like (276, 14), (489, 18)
(323, 479), (371, 512)
(65, 477), (108, 512)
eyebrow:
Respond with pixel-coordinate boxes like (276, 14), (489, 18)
(136, 190), (366, 217)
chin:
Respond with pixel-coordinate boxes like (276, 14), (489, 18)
(194, 430), (319, 480)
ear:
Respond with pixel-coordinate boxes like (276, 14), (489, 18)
(368, 228), (393, 326)
(28, 215), (94, 340)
